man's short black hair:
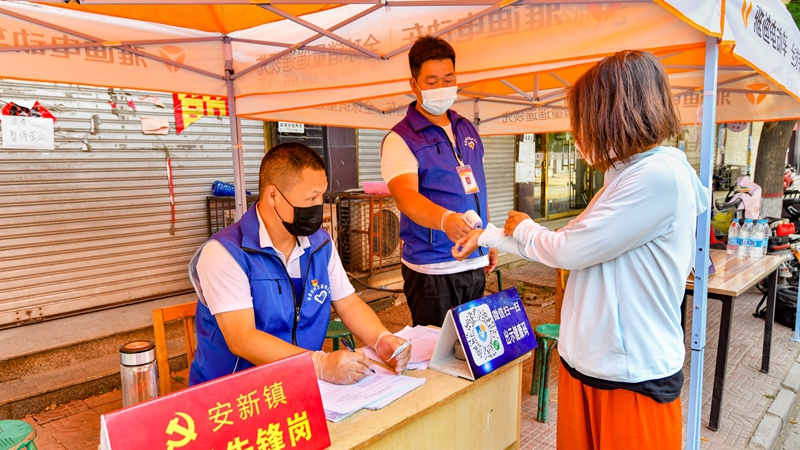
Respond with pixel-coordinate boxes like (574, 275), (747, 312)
(408, 35), (456, 79)
(259, 142), (325, 197)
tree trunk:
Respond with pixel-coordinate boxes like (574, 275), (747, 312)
(753, 120), (797, 218)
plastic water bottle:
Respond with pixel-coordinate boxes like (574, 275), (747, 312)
(759, 220), (770, 257)
(750, 220), (765, 258)
(727, 219), (741, 255)
(739, 218), (754, 258)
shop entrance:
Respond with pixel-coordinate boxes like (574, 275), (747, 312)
(527, 132), (602, 221)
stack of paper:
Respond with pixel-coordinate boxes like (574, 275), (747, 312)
(317, 373), (425, 422)
(363, 326), (441, 370)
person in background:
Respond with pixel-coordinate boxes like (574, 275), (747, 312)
(189, 143), (410, 386)
(452, 50), (708, 449)
(381, 35), (498, 328)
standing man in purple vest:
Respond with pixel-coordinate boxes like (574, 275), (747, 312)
(381, 36), (498, 327)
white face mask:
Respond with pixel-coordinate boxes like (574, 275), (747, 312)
(418, 86), (457, 116)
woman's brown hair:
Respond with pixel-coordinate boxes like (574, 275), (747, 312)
(568, 50), (681, 171)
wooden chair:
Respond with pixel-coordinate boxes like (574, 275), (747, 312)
(152, 301), (198, 396)
(554, 268), (569, 325)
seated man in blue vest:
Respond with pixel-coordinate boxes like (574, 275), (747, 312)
(188, 143), (411, 385)
(381, 35), (498, 327)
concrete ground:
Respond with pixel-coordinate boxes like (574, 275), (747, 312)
(13, 254), (800, 450)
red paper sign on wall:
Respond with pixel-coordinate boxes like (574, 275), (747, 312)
(100, 353), (329, 450)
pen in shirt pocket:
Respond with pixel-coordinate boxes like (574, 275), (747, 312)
(340, 338), (376, 373)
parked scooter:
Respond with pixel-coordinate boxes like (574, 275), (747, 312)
(785, 164), (796, 190)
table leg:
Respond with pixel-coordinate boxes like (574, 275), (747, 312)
(761, 268), (779, 373)
(708, 296), (734, 432)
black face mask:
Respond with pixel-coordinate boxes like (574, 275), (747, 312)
(273, 186), (324, 237)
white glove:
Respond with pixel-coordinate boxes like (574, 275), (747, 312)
(374, 331), (411, 374)
(311, 349), (372, 385)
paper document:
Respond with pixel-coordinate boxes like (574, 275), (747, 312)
(363, 326), (441, 370)
(317, 373), (425, 422)
(395, 326), (440, 362)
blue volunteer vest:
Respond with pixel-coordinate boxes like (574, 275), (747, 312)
(387, 102), (489, 265)
(188, 204), (333, 385)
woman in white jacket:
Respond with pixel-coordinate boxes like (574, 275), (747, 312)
(453, 50), (709, 449)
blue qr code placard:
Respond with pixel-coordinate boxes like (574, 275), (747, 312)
(458, 304), (505, 366)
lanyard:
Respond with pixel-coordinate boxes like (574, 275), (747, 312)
(441, 124), (465, 168)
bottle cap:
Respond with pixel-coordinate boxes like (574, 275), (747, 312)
(120, 340), (156, 366)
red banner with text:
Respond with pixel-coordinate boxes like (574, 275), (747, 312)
(100, 353), (329, 450)
(173, 93), (229, 135)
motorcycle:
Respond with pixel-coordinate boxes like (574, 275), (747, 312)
(756, 217), (800, 293)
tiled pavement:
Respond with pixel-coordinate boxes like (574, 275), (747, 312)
(17, 259), (800, 449)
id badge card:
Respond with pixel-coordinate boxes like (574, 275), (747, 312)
(457, 165), (480, 194)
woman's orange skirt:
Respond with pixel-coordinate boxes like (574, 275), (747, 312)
(557, 361), (682, 450)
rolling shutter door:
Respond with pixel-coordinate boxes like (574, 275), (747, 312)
(0, 80), (264, 327)
(357, 128), (388, 184)
(482, 135), (516, 223)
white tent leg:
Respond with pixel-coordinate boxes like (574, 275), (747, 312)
(225, 37), (247, 220)
(686, 34), (718, 450)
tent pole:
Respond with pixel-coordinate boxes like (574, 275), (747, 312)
(686, 34), (718, 450)
(224, 36), (247, 221)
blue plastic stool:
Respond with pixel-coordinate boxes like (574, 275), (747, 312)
(0, 420), (37, 450)
(531, 323), (560, 423)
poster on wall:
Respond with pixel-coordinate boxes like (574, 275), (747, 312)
(1, 116), (55, 150)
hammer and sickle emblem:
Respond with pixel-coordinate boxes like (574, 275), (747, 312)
(166, 412), (197, 450)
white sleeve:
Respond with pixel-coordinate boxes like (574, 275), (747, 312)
(480, 163), (678, 270)
(196, 240), (254, 314)
(380, 131), (419, 183)
(478, 223), (542, 261)
(328, 244), (356, 301)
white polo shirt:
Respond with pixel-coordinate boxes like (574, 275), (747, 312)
(195, 205), (355, 315)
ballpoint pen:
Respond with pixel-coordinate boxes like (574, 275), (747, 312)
(340, 338), (376, 373)
(388, 339), (411, 360)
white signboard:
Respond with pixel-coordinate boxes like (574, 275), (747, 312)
(1, 116), (55, 150)
(516, 162), (537, 183)
(278, 122), (305, 134)
(518, 141), (536, 162)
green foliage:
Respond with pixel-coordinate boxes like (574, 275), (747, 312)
(789, 1), (800, 29)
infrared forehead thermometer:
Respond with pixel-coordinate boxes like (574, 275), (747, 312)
(463, 210), (483, 229)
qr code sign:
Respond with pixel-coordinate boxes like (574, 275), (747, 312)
(458, 304), (504, 366)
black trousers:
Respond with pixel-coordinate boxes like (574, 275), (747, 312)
(401, 264), (486, 327)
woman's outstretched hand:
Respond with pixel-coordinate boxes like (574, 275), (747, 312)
(452, 229), (485, 260)
(504, 211), (531, 236)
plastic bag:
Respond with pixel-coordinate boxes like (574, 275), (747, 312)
(711, 208), (734, 233)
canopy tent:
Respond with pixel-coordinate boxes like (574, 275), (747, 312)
(1, 1), (799, 449)
(238, 47), (800, 134)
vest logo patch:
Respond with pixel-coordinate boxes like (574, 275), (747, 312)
(307, 283), (330, 305)
(464, 137), (477, 150)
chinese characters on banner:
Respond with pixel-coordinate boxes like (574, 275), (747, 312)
(100, 353), (330, 450)
(173, 93), (229, 135)
(1, 116), (55, 150)
(2, 101), (57, 122)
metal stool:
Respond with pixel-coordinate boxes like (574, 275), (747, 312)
(531, 323), (560, 423)
(0, 420), (37, 450)
(325, 320), (355, 351)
